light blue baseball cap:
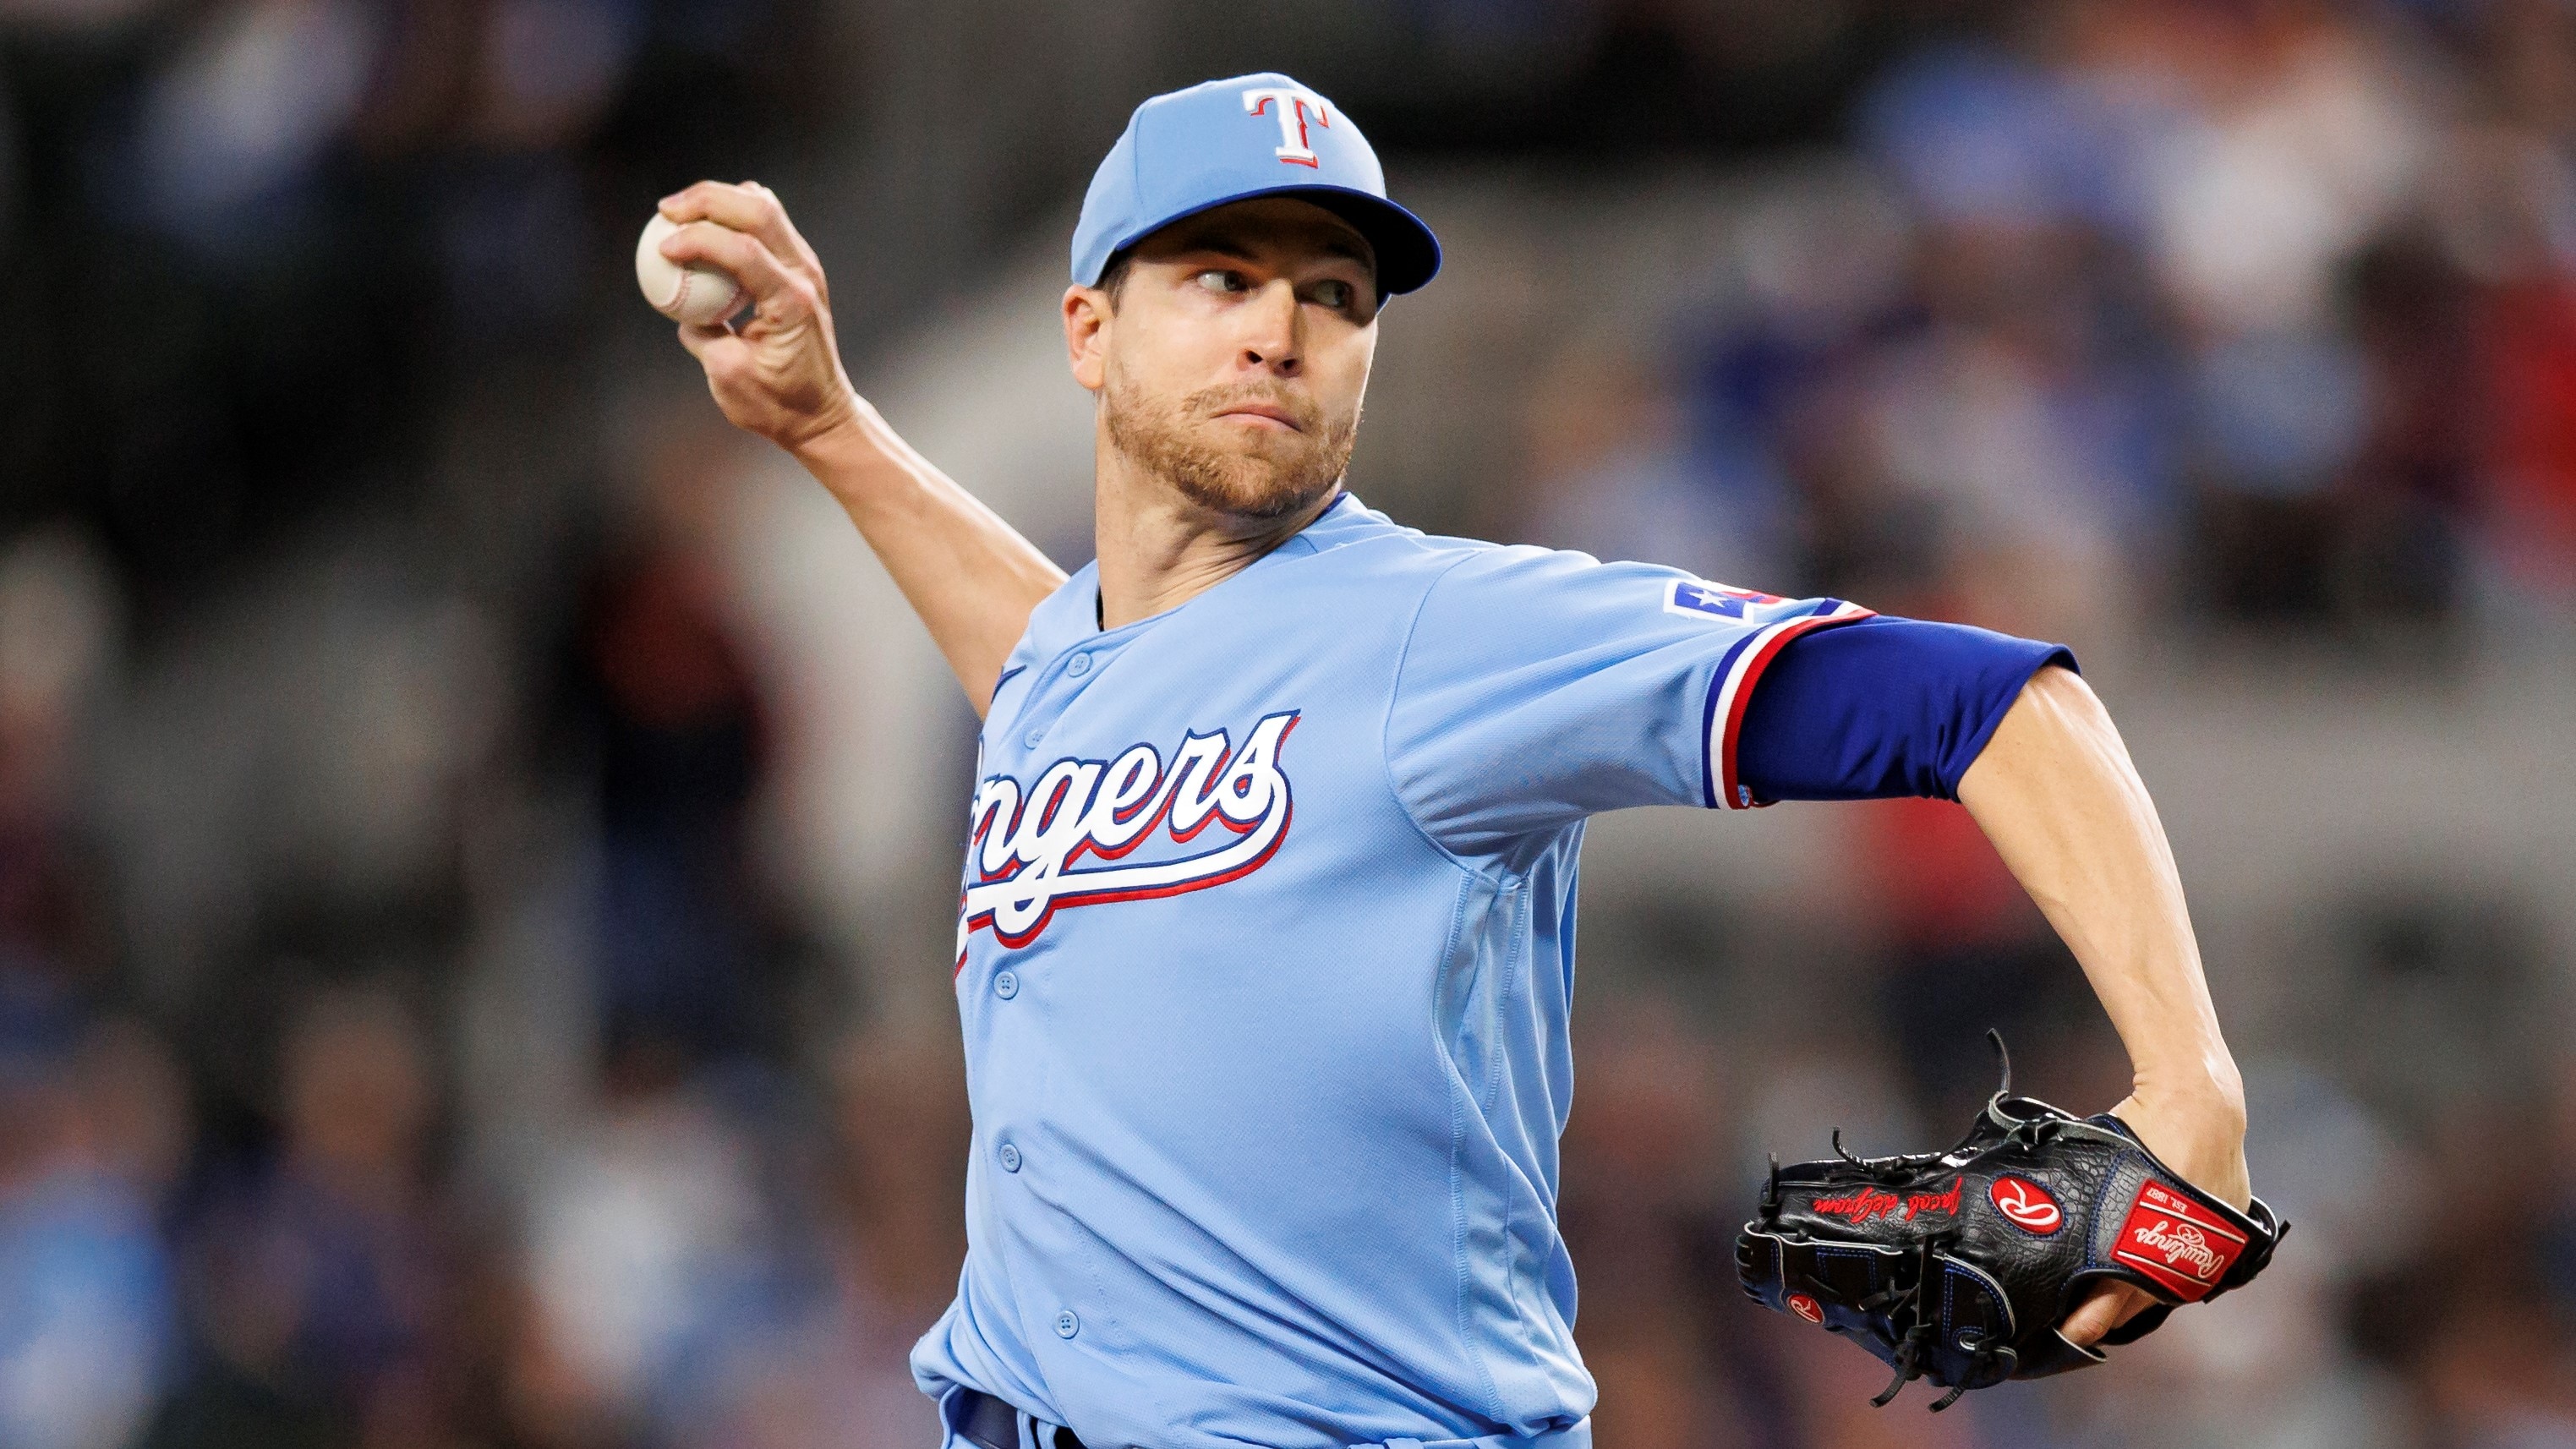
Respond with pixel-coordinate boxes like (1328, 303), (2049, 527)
(1071, 73), (1441, 298)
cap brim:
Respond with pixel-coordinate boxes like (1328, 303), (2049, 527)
(1102, 184), (1442, 298)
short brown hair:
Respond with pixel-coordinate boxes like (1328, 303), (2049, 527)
(1097, 247), (1135, 309)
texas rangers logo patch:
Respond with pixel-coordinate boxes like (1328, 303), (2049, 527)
(1665, 577), (1785, 621)
(958, 711), (1299, 959)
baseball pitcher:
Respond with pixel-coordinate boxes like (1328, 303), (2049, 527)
(654, 74), (2268, 1449)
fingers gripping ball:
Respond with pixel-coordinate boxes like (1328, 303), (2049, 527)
(1736, 1033), (2287, 1410)
(636, 213), (745, 326)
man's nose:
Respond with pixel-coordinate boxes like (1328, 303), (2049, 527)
(1237, 277), (1302, 376)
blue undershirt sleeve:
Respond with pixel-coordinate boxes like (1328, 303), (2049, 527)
(1733, 617), (2077, 803)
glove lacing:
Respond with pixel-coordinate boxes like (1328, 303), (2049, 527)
(1840, 1033), (2026, 1411)
(1831, 1031), (2039, 1185)
(1860, 1232), (2004, 1412)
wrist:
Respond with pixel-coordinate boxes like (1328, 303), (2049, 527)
(781, 384), (869, 461)
(2130, 1058), (2247, 1130)
(785, 390), (910, 507)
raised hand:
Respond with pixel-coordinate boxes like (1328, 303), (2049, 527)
(655, 180), (861, 454)
(648, 179), (1064, 709)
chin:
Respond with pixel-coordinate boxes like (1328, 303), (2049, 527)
(1168, 432), (1321, 513)
(1195, 471), (1329, 521)
(1181, 457), (1337, 520)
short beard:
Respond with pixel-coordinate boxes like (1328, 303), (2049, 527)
(1102, 369), (1358, 522)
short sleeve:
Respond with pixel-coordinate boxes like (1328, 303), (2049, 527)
(1734, 617), (2076, 804)
(1386, 547), (1872, 857)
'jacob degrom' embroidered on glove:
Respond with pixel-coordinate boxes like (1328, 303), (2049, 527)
(1735, 1035), (2287, 1409)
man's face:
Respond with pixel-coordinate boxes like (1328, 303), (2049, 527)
(1064, 198), (1381, 521)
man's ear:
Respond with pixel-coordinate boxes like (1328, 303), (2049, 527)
(1064, 285), (1111, 391)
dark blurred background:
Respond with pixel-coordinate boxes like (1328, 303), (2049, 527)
(3, 1), (2573, 1446)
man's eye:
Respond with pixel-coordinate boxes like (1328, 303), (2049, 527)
(1193, 270), (1246, 293)
(1308, 280), (1352, 309)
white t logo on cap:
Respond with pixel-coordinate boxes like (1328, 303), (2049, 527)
(1243, 86), (1330, 168)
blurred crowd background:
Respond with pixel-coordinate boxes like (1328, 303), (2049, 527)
(3, 1), (2574, 1446)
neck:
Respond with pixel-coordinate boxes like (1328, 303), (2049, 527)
(1091, 435), (1340, 631)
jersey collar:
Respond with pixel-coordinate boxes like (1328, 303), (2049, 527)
(1024, 491), (1389, 660)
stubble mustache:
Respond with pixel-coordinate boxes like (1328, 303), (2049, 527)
(1183, 380), (1326, 436)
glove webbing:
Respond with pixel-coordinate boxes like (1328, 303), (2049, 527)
(1862, 1233), (2008, 1412)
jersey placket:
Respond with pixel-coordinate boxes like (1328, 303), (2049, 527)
(969, 630), (1135, 1388)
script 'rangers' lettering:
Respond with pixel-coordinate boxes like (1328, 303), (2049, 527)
(959, 710), (1300, 958)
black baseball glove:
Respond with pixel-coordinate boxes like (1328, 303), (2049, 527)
(1735, 1035), (2286, 1409)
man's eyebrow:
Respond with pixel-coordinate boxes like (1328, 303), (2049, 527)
(1316, 235), (1373, 269)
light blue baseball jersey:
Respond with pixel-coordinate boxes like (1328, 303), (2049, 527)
(913, 495), (1872, 1449)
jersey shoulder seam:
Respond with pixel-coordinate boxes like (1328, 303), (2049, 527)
(1379, 545), (1515, 886)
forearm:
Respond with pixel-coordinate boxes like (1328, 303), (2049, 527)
(1955, 668), (2245, 1122)
(648, 181), (1067, 710)
(791, 396), (1068, 714)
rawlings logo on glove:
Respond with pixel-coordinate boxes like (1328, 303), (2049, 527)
(1735, 1034), (2287, 1410)
(1988, 1176), (2062, 1233)
(2114, 1183), (2249, 1297)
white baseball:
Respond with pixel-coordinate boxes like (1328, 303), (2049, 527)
(635, 212), (745, 326)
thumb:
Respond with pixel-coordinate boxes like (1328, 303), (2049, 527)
(2059, 1281), (2151, 1347)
